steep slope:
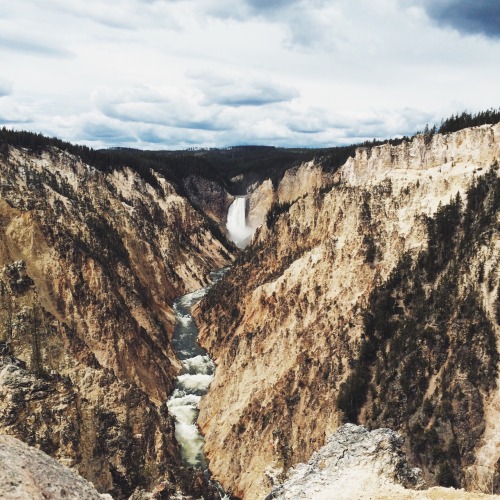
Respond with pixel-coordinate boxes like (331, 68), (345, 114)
(0, 144), (233, 497)
(338, 170), (499, 491)
(0, 434), (110, 500)
(196, 123), (500, 498)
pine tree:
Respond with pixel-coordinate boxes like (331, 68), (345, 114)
(30, 302), (45, 377)
(0, 289), (14, 343)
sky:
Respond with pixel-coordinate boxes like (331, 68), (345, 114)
(0, 0), (499, 150)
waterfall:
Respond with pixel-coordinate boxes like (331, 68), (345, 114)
(226, 197), (254, 248)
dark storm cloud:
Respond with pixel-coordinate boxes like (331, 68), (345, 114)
(419, 0), (500, 38)
(0, 36), (73, 58)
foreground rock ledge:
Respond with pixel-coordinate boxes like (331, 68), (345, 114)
(0, 435), (111, 500)
(266, 424), (500, 500)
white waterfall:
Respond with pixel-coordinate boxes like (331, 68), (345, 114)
(226, 197), (254, 248)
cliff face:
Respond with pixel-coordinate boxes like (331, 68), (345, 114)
(0, 145), (233, 497)
(0, 358), (185, 498)
(342, 125), (498, 185)
(197, 124), (500, 499)
(245, 161), (332, 240)
(182, 175), (233, 228)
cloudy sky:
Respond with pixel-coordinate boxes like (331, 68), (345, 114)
(1, 0), (499, 149)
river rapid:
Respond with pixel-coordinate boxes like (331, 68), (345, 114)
(166, 268), (228, 469)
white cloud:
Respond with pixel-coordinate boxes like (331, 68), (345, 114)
(0, 80), (12, 98)
(92, 85), (229, 130)
(189, 70), (299, 107)
(0, 99), (34, 124)
(0, 0), (499, 149)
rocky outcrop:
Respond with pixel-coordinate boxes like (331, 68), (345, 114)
(0, 145), (234, 497)
(245, 161), (332, 240)
(266, 423), (423, 499)
(247, 179), (274, 232)
(276, 160), (331, 204)
(197, 124), (500, 499)
(182, 175), (233, 228)
(0, 434), (110, 499)
(0, 362), (185, 498)
(267, 425), (499, 500)
(342, 124), (499, 186)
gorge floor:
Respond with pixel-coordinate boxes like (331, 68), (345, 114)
(166, 268), (230, 495)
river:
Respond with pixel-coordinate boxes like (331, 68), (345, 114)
(166, 268), (228, 469)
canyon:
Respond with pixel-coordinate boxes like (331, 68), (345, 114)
(196, 123), (500, 498)
(0, 144), (233, 498)
(0, 122), (498, 499)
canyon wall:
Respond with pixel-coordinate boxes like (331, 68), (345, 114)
(197, 124), (500, 499)
(1, 124), (498, 499)
(182, 174), (233, 229)
(244, 161), (332, 241)
(0, 145), (233, 498)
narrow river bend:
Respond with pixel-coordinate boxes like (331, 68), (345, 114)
(167, 268), (228, 469)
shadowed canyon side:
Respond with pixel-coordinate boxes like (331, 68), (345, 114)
(197, 124), (500, 499)
(0, 144), (234, 498)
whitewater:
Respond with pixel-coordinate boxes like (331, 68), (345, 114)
(166, 269), (227, 468)
(226, 197), (254, 248)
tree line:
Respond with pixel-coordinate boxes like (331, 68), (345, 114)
(419, 108), (500, 136)
(2, 108), (499, 195)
